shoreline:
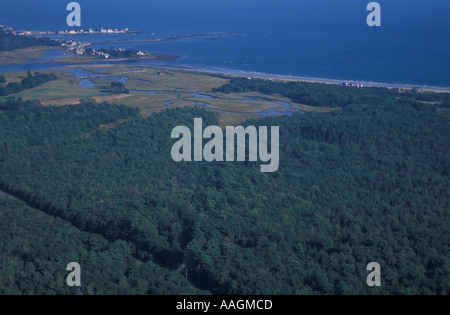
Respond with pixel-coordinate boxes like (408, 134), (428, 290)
(2, 24), (449, 93)
(51, 53), (180, 65)
(1, 46), (450, 94)
(159, 65), (450, 93)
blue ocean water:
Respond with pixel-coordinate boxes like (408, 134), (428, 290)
(1, 0), (449, 86)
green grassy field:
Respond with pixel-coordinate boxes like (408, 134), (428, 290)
(78, 65), (338, 120)
(0, 70), (109, 105)
(0, 46), (54, 65)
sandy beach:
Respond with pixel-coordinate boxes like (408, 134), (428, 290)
(161, 65), (450, 94)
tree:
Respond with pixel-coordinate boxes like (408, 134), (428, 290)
(109, 82), (129, 94)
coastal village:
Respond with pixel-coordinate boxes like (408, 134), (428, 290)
(0, 25), (147, 59)
(61, 40), (148, 59)
(57, 28), (135, 35)
(342, 82), (364, 88)
(5, 27), (138, 36)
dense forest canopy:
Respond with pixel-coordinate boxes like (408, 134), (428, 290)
(0, 90), (448, 294)
(0, 96), (42, 111)
(0, 196), (202, 295)
(212, 77), (450, 109)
